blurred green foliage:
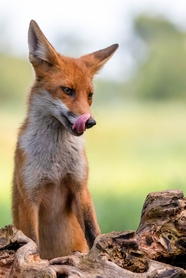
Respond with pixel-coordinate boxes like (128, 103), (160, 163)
(126, 15), (186, 100)
(1, 15), (186, 233)
(0, 54), (32, 105)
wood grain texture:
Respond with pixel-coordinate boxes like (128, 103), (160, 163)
(1, 190), (186, 277)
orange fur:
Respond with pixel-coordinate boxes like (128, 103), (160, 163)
(12, 20), (118, 260)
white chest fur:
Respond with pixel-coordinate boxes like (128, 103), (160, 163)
(19, 115), (87, 190)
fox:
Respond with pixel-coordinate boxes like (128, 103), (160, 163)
(12, 19), (118, 260)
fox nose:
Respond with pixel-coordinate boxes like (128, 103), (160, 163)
(85, 117), (96, 129)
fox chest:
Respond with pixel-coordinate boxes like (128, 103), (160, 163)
(19, 130), (87, 189)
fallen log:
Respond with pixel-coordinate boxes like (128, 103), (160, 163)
(0, 189), (186, 277)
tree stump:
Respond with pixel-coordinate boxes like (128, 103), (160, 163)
(1, 190), (186, 277)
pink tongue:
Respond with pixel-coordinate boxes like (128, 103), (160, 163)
(72, 113), (91, 133)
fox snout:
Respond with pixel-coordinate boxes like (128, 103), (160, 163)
(72, 113), (96, 135)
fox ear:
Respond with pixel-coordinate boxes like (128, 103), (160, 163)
(80, 44), (119, 74)
(28, 20), (58, 66)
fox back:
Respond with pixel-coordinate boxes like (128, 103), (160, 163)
(12, 20), (118, 260)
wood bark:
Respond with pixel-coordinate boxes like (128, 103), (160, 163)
(1, 189), (186, 277)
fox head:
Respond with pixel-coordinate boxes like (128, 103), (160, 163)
(28, 20), (118, 136)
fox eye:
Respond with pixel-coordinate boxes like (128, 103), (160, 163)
(61, 86), (75, 97)
(88, 92), (93, 101)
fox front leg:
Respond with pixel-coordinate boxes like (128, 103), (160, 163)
(78, 188), (101, 249)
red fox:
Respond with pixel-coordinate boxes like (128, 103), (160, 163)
(12, 20), (118, 260)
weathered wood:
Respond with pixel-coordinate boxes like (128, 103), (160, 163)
(0, 190), (186, 277)
(137, 189), (186, 268)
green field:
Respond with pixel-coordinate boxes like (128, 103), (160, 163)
(1, 101), (186, 233)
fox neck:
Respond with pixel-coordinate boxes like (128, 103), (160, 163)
(27, 111), (67, 145)
(24, 94), (83, 147)
(19, 96), (87, 190)
(26, 104), (66, 141)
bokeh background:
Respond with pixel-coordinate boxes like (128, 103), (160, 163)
(1, 0), (186, 233)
